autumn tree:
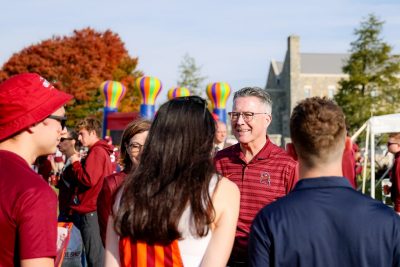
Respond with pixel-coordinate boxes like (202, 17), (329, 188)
(0, 28), (143, 127)
(335, 14), (400, 130)
(177, 53), (207, 97)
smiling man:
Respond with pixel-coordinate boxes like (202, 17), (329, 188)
(214, 87), (298, 266)
(0, 73), (72, 267)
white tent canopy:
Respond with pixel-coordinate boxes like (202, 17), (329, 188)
(352, 113), (400, 198)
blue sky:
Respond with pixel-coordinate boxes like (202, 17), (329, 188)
(1, 0), (399, 109)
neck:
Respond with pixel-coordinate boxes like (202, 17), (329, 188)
(299, 159), (343, 179)
(65, 149), (77, 159)
(240, 136), (267, 162)
(0, 138), (37, 165)
(88, 138), (100, 148)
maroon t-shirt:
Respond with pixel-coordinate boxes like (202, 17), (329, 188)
(0, 150), (57, 266)
(215, 138), (298, 262)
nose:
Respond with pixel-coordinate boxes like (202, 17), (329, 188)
(60, 127), (67, 135)
(236, 113), (246, 124)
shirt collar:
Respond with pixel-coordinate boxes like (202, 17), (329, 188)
(236, 136), (273, 163)
(294, 177), (353, 191)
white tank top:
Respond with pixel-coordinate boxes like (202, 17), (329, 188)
(114, 175), (219, 266)
(177, 174), (218, 266)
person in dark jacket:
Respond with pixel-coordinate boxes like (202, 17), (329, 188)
(249, 97), (400, 267)
(97, 119), (151, 245)
(70, 117), (114, 267)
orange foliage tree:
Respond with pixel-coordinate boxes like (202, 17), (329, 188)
(0, 28), (143, 127)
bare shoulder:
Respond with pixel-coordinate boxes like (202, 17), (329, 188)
(217, 177), (239, 194)
(211, 177), (240, 229)
(213, 177), (240, 204)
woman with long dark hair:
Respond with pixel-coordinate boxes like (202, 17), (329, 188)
(98, 119), (151, 245)
(105, 96), (240, 267)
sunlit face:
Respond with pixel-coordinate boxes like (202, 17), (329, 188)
(388, 137), (400, 154)
(78, 128), (97, 147)
(231, 96), (271, 146)
(126, 131), (149, 164)
(215, 122), (227, 144)
(37, 106), (67, 155)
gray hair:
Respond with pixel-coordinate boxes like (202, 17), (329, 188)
(233, 87), (272, 114)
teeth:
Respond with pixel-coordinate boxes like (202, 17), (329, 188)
(236, 129), (250, 132)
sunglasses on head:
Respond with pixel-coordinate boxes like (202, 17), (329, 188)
(175, 96), (208, 115)
(47, 115), (67, 130)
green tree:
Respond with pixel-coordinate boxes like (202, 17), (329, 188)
(0, 28), (143, 127)
(177, 53), (207, 97)
(335, 14), (400, 131)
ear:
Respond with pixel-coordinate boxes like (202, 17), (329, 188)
(265, 114), (272, 128)
(27, 123), (40, 134)
(89, 130), (97, 137)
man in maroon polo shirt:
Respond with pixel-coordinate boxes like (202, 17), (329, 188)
(0, 73), (72, 267)
(215, 87), (298, 265)
(69, 117), (114, 267)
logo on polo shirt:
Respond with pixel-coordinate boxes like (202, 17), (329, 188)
(260, 171), (270, 185)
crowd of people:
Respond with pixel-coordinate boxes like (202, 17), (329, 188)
(1, 73), (400, 267)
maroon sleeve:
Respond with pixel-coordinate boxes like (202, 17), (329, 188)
(214, 157), (223, 175)
(17, 185), (58, 259)
(285, 162), (299, 193)
(342, 149), (357, 189)
(394, 158), (400, 212)
(72, 146), (108, 187)
(97, 177), (114, 245)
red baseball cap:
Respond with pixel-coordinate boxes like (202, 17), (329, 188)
(0, 73), (73, 141)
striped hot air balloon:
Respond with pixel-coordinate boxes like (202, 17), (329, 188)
(136, 76), (163, 119)
(206, 82), (231, 123)
(167, 87), (191, 100)
(99, 81), (127, 138)
(100, 81), (127, 109)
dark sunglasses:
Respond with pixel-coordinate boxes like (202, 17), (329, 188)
(60, 137), (74, 142)
(47, 115), (67, 130)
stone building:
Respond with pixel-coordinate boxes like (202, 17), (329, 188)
(266, 35), (349, 143)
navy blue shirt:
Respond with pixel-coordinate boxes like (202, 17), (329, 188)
(249, 177), (400, 267)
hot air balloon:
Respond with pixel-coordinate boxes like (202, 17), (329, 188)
(167, 87), (191, 100)
(206, 82), (231, 123)
(136, 76), (162, 119)
(99, 81), (127, 138)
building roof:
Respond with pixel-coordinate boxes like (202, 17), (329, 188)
(300, 53), (349, 74)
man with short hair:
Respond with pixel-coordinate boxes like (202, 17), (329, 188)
(249, 97), (400, 267)
(215, 87), (298, 265)
(213, 121), (232, 155)
(70, 118), (114, 267)
(57, 130), (80, 221)
(0, 73), (72, 267)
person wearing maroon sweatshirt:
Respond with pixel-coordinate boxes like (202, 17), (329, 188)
(70, 117), (114, 267)
(388, 132), (400, 215)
